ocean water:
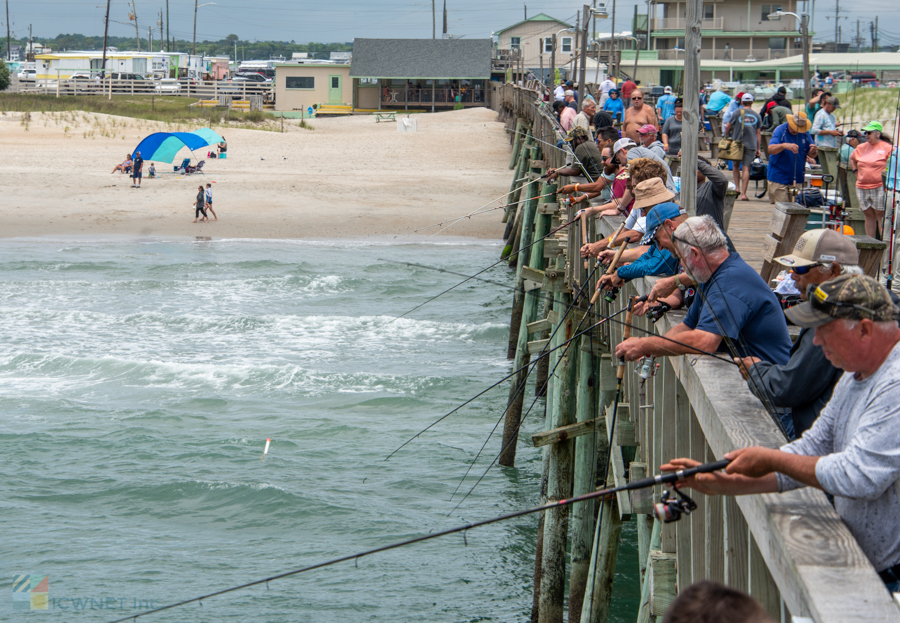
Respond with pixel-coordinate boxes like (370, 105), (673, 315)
(0, 237), (638, 622)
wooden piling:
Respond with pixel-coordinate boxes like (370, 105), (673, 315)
(507, 167), (542, 359)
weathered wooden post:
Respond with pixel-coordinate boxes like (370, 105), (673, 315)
(680, 0), (702, 216)
(507, 154), (541, 359)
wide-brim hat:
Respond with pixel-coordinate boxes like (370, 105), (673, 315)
(633, 178), (675, 211)
(787, 111), (810, 132)
(564, 125), (590, 142)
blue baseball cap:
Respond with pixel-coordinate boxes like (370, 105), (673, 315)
(641, 202), (686, 245)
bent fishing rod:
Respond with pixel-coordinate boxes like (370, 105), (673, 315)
(105, 458), (733, 623)
(385, 214), (581, 325)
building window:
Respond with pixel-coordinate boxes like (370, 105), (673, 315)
(769, 37), (787, 49)
(510, 36), (521, 50)
(543, 38), (553, 53)
(285, 76), (315, 89)
(677, 37), (685, 48)
(359, 78), (377, 85)
(331, 76), (340, 88)
(762, 4), (781, 20)
(703, 4), (714, 19)
(561, 37), (573, 53)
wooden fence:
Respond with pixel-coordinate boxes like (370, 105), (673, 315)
(493, 82), (900, 623)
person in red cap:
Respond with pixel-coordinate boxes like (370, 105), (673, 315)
(638, 124), (666, 159)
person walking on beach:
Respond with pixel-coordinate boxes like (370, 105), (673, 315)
(131, 151), (144, 188)
(205, 183), (217, 221)
(193, 185), (208, 223)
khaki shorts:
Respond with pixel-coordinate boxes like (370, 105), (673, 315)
(768, 181), (800, 204)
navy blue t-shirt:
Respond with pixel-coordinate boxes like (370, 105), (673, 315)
(683, 254), (791, 364)
(767, 123), (812, 186)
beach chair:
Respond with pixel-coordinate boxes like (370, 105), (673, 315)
(184, 160), (206, 175)
(174, 157), (191, 173)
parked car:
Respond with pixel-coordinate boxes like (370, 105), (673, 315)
(17, 68), (36, 81)
(154, 78), (182, 95)
(64, 72), (101, 92)
(106, 72), (154, 93)
(232, 72), (271, 83)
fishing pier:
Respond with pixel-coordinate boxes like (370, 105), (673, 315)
(491, 83), (900, 622)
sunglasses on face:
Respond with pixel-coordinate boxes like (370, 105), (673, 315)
(791, 264), (822, 275)
(632, 97), (643, 101)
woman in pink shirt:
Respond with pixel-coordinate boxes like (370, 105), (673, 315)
(850, 121), (895, 238)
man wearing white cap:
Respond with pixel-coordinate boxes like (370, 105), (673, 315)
(656, 86), (677, 122)
(735, 229), (862, 437)
(723, 92), (761, 201)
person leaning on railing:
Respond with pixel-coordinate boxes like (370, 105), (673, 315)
(663, 273), (900, 593)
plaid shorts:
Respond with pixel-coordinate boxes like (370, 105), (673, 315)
(857, 186), (886, 211)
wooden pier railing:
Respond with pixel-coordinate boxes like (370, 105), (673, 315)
(492, 82), (900, 623)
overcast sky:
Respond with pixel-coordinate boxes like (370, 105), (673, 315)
(3, 0), (896, 48)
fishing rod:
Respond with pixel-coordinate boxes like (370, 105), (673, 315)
(426, 189), (557, 240)
(448, 263), (611, 502)
(385, 215), (580, 325)
(881, 89), (900, 289)
(105, 459), (732, 623)
(387, 296), (743, 463)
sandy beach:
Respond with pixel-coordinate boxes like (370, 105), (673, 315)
(0, 107), (511, 239)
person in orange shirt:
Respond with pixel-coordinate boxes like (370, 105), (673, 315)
(623, 89), (659, 143)
(850, 121), (896, 238)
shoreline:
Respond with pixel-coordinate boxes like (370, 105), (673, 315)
(0, 107), (510, 241)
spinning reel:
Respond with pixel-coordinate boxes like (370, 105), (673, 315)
(635, 356), (657, 381)
(604, 287), (620, 303)
(653, 488), (698, 524)
(647, 302), (672, 323)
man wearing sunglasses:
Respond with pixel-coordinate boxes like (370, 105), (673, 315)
(623, 89), (659, 143)
(734, 229), (862, 437)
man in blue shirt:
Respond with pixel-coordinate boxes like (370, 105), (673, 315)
(767, 111), (818, 204)
(705, 86), (732, 116)
(616, 215), (792, 366)
(656, 86), (677, 122)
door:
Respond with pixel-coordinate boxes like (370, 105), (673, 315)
(328, 75), (342, 103)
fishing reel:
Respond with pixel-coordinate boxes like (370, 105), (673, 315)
(635, 356), (657, 381)
(647, 302), (672, 323)
(653, 488), (698, 524)
(604, 287), (620, 304)
(779, 293), (803, 311)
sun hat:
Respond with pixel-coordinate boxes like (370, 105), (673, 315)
(664, 86), (673, 94)
(774, 229), (859, 268)
(638, 124), (658, 135)
(741, 93), (755, 102)
(613, 137), (637, 153)
(641, 202), (686, 245)
(863, 121), (883, 132)
(787, 110), (811, 132)
(785, 274), (899, 327)
(825, 96), (841, 109)
(564, 125), (591, 142)
(633, 178), (676, 211)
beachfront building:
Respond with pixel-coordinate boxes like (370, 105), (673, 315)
(274, 64), (353, 112)
(350, 38), (492, 111)
(33, 51), (227, 81)
(494, 13), (580, 74)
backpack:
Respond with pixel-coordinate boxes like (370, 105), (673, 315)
(749, 158), (767, 181)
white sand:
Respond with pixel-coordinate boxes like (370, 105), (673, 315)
(0, 107), (512, 239)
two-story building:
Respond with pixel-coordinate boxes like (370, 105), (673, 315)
(636, 0), (804, 62)
(494, 13), (582, 75)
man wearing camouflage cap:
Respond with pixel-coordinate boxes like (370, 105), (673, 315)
(662, 273), (900, 589)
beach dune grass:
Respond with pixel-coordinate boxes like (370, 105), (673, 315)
(0, 93), (270, 124)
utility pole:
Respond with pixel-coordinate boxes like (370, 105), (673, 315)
(854, 18), (862, 51)
(874, 16), (879, 51)
(148, 26), (152, 52)
(5, 0), (10, 62)
(443, 0), (447, 35)
(801, 14), (811, 102)
(550, 34), (556, 88)
(610, 0), (616, 80)
(101, 0), (110, 77)
(158, 10), (163, 53)
(130, 0), (140, 52)
(578, 4), (590, 104)
(165, 0), (170, 51)
(681, 0), (701, 217)
(834, 0), (840, 45)
(524, 4), (527, 20)
(192, 0), (198, 55)
(431, 0), (435, 38)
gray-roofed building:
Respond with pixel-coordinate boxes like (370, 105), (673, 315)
(350, 38), (492, 112)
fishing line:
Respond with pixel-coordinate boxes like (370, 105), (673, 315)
(447, 261), (606, 503)
(104, 460), (732, 623)
(385, 215), (580, 325)
(426, 186), (555, 239)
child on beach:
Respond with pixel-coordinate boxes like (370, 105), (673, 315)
(205, 183), (217, 221)
(148, 163), (156, 178)
(193, 185), (208, 223)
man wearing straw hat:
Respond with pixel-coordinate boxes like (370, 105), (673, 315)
(766, 110), (818, 204)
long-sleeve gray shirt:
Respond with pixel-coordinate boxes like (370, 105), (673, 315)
(696, 160), (729, 232)
(777, 340), (900, 572)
